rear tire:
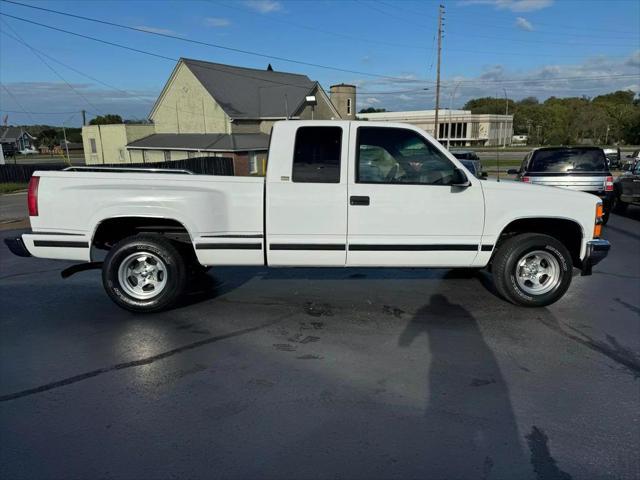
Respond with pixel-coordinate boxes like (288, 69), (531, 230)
(491, 233), (572, 307)
(102, 234), (187, 313)
(612, 193), (628, 214)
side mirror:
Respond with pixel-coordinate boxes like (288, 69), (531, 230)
(507, 169), (519, 175)
(481, 171), (488, 179)
(451, 168), (471, 187)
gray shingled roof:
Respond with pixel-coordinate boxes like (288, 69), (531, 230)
(1, 126), (35, 142)
(127, 133), (270, 151)
(181, 58), (317, 119)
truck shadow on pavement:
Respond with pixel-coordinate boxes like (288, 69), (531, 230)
(398, 294), (573, 480)
(179, 266), (496, 309)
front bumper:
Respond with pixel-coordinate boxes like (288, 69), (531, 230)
(4, 236), (32, 257)
(581, 239), (611, 276)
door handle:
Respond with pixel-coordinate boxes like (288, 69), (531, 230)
(350, 196), (370, 206)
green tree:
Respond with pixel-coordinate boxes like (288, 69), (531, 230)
(592, 90), (635, 105)
(358, 107), (386, 113)
(463, 97), (514, 115)
(464, 90), (638, 145)
(36, 128), (59, 156)
(89, 114), (123, 125)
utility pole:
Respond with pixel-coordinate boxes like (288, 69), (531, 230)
(447, 82), (461, 150)
(605, 124), (610, 144)
(433, 4), (444, 140)
(81, 109), (86, 126)
(62, 126), (70, 164)
(503, 88), (508, 148)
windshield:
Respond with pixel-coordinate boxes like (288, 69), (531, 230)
(529, 149), (608, 173)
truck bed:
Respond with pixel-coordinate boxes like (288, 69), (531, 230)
(24, 170), (265, 265)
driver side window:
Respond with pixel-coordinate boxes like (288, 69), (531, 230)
(356, 127), (457, 185)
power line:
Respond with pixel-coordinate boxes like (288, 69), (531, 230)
(0, 23), (434, 127)
(443, 45), (631, 59)
(444, 29), (636, 48)
(445, 12), (639, 36)
(6, 11), (636, 90)
(441, 74), (639, 86)
(4, 10), (635, 89)
(0, 9), (635, 97)
(1, 83), (36, 123)
(0, 19), (102, 114)
(213, 0), (429, 51)
(0, 0), (424, 83)
(0, 13), (435, 95)
(363, 0), (637, 45)
(0, 28), (157, 104)
(0, 108), (80, 115)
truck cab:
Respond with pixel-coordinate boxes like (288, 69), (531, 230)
(263, 121), (484, 268)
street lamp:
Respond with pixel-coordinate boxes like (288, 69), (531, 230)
(305, 95), (317, 120)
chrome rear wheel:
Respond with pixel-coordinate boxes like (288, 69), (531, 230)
(103, 234), (188, 313)
(117, 252), (168, 300)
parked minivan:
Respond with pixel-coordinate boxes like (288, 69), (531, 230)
(509, 147), (614, 223)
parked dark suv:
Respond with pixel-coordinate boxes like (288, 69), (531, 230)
(509, 147), (614, 223)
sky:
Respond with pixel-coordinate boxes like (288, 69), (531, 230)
(0, 0), (639, 126)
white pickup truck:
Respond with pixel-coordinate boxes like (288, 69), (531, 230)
(5, 120), (610, 312)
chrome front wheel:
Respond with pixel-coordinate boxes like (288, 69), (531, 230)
(515, 250), (561, 296)
(491, 233), (573, 307)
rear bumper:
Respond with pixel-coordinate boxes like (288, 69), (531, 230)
(4, 231), (90, 261)
(4, 236), (32, 257)
(581, 239), (611, 276)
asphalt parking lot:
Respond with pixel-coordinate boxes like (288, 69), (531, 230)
(1, 208), (639, 479)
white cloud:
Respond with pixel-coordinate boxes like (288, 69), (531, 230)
(243, 0), (282, 14)
(353, 51), (638, 112)
(459, 0), (553, 12)
(625, 50), (640, 68)
(204, 17), (231, 27)
(135, 25), (179, 35)
(515, 17), (534, 31)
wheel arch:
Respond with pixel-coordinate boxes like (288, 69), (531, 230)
(493, 216), (584, 266)
(91, 216), (196, 258)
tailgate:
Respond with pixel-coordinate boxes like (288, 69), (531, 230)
(528, 174), (606, 192)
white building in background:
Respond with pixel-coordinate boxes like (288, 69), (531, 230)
(357, 109), (514, 147)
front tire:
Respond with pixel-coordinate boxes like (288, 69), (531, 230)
(491, 233), (572, 307)
(102, 234), (188, 313)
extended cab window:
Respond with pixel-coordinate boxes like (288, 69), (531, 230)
(357, 127), (456, 185)
(292, 126), (342, 183)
